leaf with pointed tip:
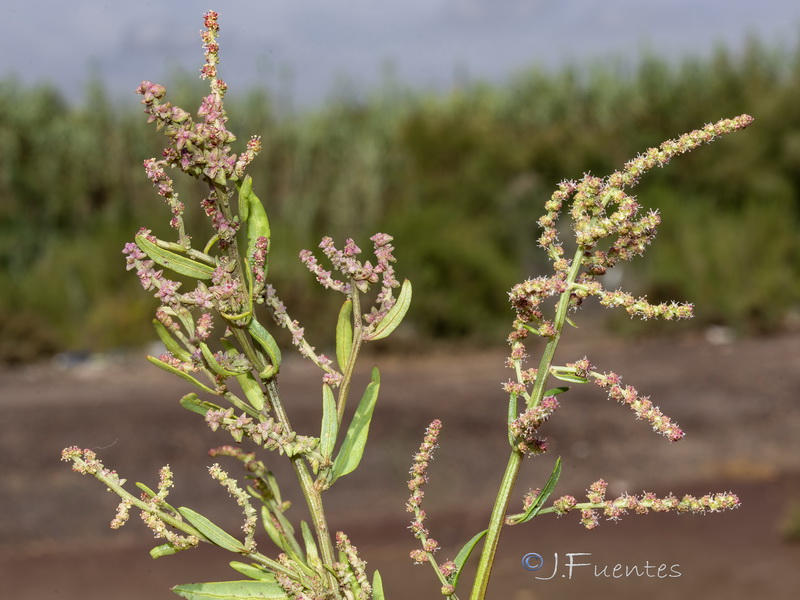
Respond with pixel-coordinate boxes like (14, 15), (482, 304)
(200, 343), (240, 378)
(152, 320), (192, 362)
(236, 371), (266, 412)
(335, 298), (354, 369)
(135, 234), (215, 280)
(179, 393), (221, 417)
(330, 367), (380, 484)
(371, 570), (385, 600)
(320, 384), (338, 459)
(543, 387), (570, 397)
(147, 356), (217, 395)
(150, 543), (181, 559)
(171, 580), (288, 600)
(136, 482), (178, 515)
(177, 507), (245, 552)
(228, 561), (276, 582)
(549, 368), (589, 384)
(247, 318), (281, 374)
(450, 529), (488, 589)
(366, 279), (412, 341)
(300, 521), (320, 570)
(508, 457), (562, 525)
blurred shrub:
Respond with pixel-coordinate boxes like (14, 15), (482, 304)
(2, 37), (800, 361)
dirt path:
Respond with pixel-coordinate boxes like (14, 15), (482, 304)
(1, 330), (799, 598)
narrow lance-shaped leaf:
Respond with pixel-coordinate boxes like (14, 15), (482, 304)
(147, 356), (218, 395)
(221, 339), (267, 411)
(508, 457), (563, 525)
(177, 507), (246, 552)
(301, 520), (322, 570)
(152, 319), (192, 363)
(228, 561), (277, 582)
(247, 318), (282, 374)
(320, 384), (338, 459)
(329, 367), (381, 484)
(236, 370), (266, 412)
(366, 279), (412, 341)
(150, 543), (182, 559)
(371, 570), (386, 600)
(450, 529), (488, 589)
(549, 367), (589, 384)
(179, 393), (222, 417)
(200, 342), (240, 378)
(237, 175), (271, 279)
(135, 234), (215, 280)
(260, 506), (290, 553)
(172, 580), (289, 600)
(335, 298), (354, 369)
(136, 482), (178, 515)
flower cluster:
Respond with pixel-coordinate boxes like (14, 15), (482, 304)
(509, 395), (559, 454)
(550, 479), (740, 530)
(299, 233), (400, 321)
(563, 356), (685, 442)
(507, 115), (754, 361)
(333, 532), (372, 599)
(407, 419), (442, 563)
(203, 407), (322, 464)
(208, 463), (258, 551)
(61, 448), (199, 549)
(134, 10), (261, 254)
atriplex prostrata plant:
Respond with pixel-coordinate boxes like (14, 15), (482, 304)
(62, 11), (750, 600)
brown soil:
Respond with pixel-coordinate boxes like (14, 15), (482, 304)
(1, 329), (799, 599)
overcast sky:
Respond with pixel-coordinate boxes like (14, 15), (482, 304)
(3, 1), (800, 109)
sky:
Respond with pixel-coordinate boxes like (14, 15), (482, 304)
(3, 0), (800, 109)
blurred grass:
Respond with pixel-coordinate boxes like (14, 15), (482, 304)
(2, 37), (799, 362)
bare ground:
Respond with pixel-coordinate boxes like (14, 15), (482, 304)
(1, 329), (799, 599)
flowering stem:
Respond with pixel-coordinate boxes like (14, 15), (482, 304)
(470, 249), (584, 600)
(264, 379), (339, 591)
(67, 452), (301, 581)
(336, 288), (364, 424)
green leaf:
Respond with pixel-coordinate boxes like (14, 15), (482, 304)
(260, 506), (288, 552)
(228, 562), (276, 582)
(136, 482), (178, 515)
(549, 368), (589, 384)
(247, 318), (281, 374)
(153, 320), (192, 362)
(543, 386), (570, 397)
(335, 298), (354, 369)
(177, 507), (246, 552)
(509, 457), (562, 525)
(147, 356), (218, 395)
(300, 521), (321, 570)
(135, 234), (215, 280)
(236, 176), (271, 279)
(330, 367), (381, 483)
(236, 177), (251, 223)
(320, 384), (338, 459)
(150, 543), (181, 559)
(200, 343), (240, 378)
(366, 279), (412, 341)
(171, 580), (288, 600)
(450, 529), (488, 589)
(236, 371), (266, 412)
(179, 393), (221, 417)
(371, 570), (385, 600)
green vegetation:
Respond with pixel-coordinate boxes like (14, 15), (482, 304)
(2, 38), (799, 362)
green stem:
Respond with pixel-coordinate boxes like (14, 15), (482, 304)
(265, 380), (340, 595)
(469, 249), (584, 600)
(337, 287), (364, 424)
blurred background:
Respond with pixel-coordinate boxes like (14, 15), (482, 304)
(1, 1), (799, 599)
